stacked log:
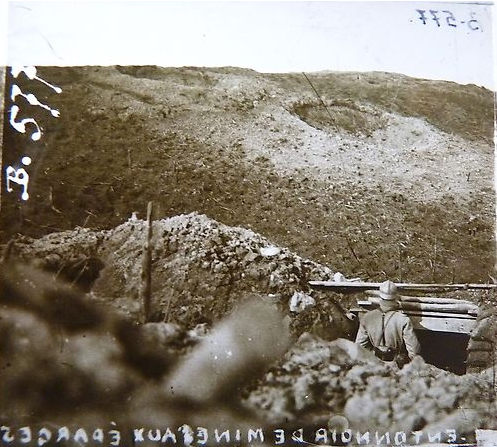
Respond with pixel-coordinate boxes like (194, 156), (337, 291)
(362, 293), (479, 316)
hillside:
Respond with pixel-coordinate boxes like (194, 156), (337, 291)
(1, 66), (494, 282)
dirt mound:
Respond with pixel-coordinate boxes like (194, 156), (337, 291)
(11, 212), (356, 339)
(245, 334), (497, 439)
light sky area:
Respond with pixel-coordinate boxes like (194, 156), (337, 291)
(1, 1), (496, 89)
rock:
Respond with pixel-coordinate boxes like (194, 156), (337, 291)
(244, 386), (294, 423)
(289, 291), (315, 312)
(296, 331), (316, 345)
(212, 262), (223, 273)
(141, 322), (182, 346)
(260, 245), (280, 257)
(329, 364), (341, 373)
(293, 373), (318, 410)
(422, 409), (482, 436)
(44, 252), (62, 268)
(471, 316), (497, 341)
(331, 338), (379, 363)
(187, 323), (210, 340)
(328, 414), (350, 431)
(244, 251), (259, 262)
(344, 395), (391, 430)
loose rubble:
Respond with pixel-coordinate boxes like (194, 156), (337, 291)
(245, 334), (497, 439)
(2, 213), (497, 441)
(12, 212), (355, 339)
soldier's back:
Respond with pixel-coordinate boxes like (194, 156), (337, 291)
(361, 309), (408, 352)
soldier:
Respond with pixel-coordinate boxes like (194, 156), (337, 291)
(355, 280), (420, 367)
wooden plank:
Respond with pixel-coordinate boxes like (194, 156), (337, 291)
(400, 296), (476, 306)
(310, 280), (497, 291)
(355, 303), (477, 320)
(404, 311), (476, 321)
(364, 291), (476, 306)
(351, 307), (476, 333)
(402, 302), (478, 315)
(310, 281), (383, 290)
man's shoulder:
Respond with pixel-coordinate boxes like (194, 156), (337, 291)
(362, 309), (382, 323)
(390, 310), (411, 324)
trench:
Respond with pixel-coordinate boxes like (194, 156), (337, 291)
(350, 323), (472, 375)
(415, 330), (470, 375)
(349, 305), (480, 376)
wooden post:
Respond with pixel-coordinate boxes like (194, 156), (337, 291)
(127, 148), (132, 170)
(141, 201), (153, 322)
(1, 239), (15, 263)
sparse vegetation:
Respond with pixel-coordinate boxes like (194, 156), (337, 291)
(1, 66), (494, 283)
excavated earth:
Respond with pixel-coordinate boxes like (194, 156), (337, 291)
(10, 212), (352, 337)
(2, 213), (497, 444)
(1, 66), (496, 443)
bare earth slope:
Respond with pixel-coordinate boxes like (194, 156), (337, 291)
(1, 66), (494, 283)
(1, 66), (496, 441)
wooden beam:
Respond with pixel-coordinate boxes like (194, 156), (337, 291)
(359, 297), (478, 315)
(355, 303), (477, 320)
(141, 201), (153, 323)
(309, 280), (497, 291)
(363, 291), (476, 306)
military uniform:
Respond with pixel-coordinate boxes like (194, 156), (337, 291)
(355, 308), (421, 360)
